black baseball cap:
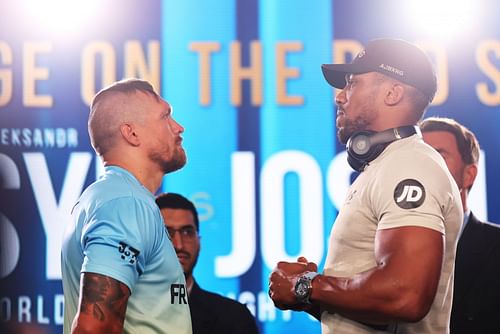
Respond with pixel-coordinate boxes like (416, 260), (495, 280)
(321, 38), (437, 102)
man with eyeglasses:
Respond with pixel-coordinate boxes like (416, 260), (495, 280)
(155, 193), (259, 334)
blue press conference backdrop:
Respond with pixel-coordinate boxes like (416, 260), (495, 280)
(1, 0), (499, 333)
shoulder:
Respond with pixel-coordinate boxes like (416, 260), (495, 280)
(79, 196), (160, 233)
(384, 136), (447, 172)
(468, 214), (500, 236)
(76, 179), (163, 255)
(484, 221), (500, 232)
(88, 170), (154, 204)
(78, 170), (159, 223)
(461, 214), (500, 257)
(479, 220), (500, 232)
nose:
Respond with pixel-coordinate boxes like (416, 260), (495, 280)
(173, 118), (184, 134)
(335, 87), (347, 106)
(171, 231), (184, 250)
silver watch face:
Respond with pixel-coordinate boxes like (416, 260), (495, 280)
(295, 280), (309, 299)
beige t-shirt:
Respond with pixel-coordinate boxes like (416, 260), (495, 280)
(321, 135), (463, 334)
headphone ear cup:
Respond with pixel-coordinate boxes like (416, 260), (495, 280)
(346, 150), (365, 172)
(347, 131), (374, 160)
(346, 130), (386, 172)
(346, 131), (375, 172)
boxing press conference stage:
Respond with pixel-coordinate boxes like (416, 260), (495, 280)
(1, 0), (499, 333)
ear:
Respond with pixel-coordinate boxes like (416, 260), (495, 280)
(119, 123), (140, 147)
(463, 163), (478, 191)
(384, 83), (404, 106)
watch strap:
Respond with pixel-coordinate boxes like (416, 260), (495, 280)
(303, 271), (319, 281)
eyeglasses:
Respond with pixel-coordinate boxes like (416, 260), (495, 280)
(167, 226), (198, 241)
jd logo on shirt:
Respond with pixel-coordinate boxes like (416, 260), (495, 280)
(394, 179), (426, 209)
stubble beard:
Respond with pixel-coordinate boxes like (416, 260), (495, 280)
(337, 102), (378, 145)
(150, 147), (187, 174)
(338, 117), (373, 144)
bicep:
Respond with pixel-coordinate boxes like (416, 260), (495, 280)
(72, 272), (130, 334)
(375, 226), (443, 304)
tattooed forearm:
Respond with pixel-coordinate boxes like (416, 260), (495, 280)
(79, 272), (130, 323)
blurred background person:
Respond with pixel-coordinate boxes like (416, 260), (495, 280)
(421, 117), (500, 334)
(156, 193), (259, 334)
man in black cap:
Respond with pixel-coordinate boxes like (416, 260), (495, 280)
(268, 39), (463, 334)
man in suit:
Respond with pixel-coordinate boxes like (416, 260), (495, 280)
(155, 193), (259, 334)
(421, 117), (500, 334)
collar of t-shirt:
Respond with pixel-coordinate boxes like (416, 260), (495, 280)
(105, 165), (154, 200)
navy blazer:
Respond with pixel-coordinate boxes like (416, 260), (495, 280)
(188, 280), (259, 334)
(450, 212), (500, 334)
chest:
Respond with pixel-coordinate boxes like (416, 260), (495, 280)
(325, 176), (379, 276)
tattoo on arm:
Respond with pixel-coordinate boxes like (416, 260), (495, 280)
(79, 273), (130, 325)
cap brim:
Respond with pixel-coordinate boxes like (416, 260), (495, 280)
(321, 64), (355, 89)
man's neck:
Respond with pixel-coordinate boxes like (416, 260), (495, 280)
(103, 160), (162, 194)
(461, 190), (469, 213)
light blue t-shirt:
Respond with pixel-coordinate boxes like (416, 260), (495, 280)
(61, 166), (192, 334)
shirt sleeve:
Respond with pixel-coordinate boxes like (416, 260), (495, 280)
(80, 197), (157, 292)
(370, 150), (454, 234)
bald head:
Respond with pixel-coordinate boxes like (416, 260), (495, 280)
(88, 79), (160, 156)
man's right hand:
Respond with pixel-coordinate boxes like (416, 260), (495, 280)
(268, 257), (318, 311)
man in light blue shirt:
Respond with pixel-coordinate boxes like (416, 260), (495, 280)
(61, 79), (192, 334)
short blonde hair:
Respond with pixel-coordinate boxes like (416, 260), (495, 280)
(88, 79), (159, 155)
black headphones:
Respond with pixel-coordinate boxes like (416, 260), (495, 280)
(346, 125), (420, 172)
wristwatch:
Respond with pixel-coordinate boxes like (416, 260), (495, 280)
(294, 271), (319, 304)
